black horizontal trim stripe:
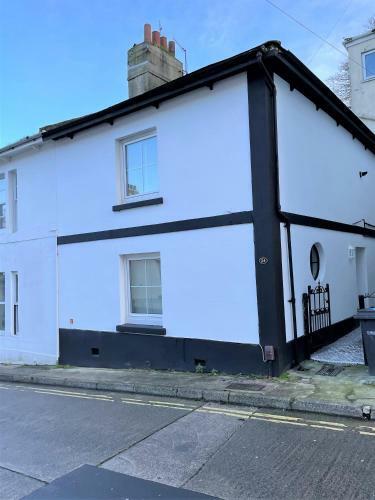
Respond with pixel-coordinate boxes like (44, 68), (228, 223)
(281, 211), (375, 238)
(112, 197), (163, 211)
(57, 211), (253, 245)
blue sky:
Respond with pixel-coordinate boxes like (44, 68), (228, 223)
(0, 0), (374, 147)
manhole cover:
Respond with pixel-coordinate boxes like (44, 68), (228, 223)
(226, 383), (265, 391)
(316, 364), (344, 377)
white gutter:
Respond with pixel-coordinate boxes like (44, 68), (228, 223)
(0, 134), (43, 162)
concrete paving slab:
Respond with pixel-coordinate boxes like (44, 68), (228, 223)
(0, 385), (194, 483)
(0, 468), (44, 500)
(185, 415), (375, 499)
(102, 406), (247, 487)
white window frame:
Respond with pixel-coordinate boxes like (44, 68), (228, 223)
(117, 129), (159, 204)
(362, 49), (375, 81)
(8, 170), (17, 233)
(0, 173), (7, 231)
(11, 272), (19, 336)
(0, 272), (5, 335)
(121, 253), (163, 326)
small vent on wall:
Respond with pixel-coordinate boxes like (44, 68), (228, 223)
(194, 358), (206, 367)
(91, 347), (100, 357)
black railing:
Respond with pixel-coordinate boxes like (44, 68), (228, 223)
(303, 283), (331, 335)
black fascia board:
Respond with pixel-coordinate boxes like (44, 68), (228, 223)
(41, 41), (375, 156)
(267, 50), (375, 155)
(41, 43), (267, 141)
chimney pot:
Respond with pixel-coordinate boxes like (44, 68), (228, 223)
(127, 25), (183, 98)
(152, 30), (160, 47)
(160, 36), (168, 50)
(168, 40), (176, 56)
(144, 23), (152, 43)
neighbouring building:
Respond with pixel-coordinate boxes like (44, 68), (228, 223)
(0, 25), (375, 376)
(344, 28), (375, 133)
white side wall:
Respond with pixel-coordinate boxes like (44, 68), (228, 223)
(0, 145), (58, 363)
(276, 74), (375, 341)
(282, 224), (375, 339)
(58, 224), (260, 344)
(55, 74), (252, 236)
(276, 75), (375, 224)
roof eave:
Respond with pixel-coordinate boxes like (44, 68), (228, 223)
(40, 41), (375, 155)
(0, 133), (43, 160)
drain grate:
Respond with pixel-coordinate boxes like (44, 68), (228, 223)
(226, 383), (265, 391)
(316, 364), (344, 377)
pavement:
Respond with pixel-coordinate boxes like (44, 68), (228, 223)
(1, 359), (375, 420)
(2, 382), (375, 500)
(311, 327), (365, 365)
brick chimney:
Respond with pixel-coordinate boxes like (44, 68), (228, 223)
(127, 24), (184, 98)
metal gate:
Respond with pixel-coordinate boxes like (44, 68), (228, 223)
(303, 283), (331, 335)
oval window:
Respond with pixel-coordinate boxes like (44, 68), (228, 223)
(310, 244), (320, 280)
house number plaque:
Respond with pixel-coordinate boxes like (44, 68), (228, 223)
(259, 257), (268, 265)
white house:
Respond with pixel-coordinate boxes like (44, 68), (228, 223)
(1, 25), (374, 375)
(344, 28), (375, 133)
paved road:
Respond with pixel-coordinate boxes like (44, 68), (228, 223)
(1, 382), (375, 499)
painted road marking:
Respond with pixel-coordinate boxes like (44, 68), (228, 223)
(310, 424), (344, 432)
(197, 408), (251, 418)
(254, 412), (301, 421)
(148, 400), (193, 407)
(34, 390), (114, 402)
(4, 382), (375, 439)
(121, 400), (151, 406)
(35, 387), (113, 399)
(358, 425), (375, 432)
(151, 403), (195, 410)
(251, 416), (308, 426)
(121, 397), (149, 402)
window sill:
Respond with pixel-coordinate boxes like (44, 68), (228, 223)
(116, 323), (166, 336)
(112, 197), (163, 212)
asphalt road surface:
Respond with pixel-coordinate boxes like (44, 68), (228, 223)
(1, 382), (375, 499)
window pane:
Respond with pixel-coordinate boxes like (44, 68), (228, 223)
(130, 286), (147, 313)
(310, 245), (320, 280)
(126, 168), (143, 196)
(143, 164), (159, 194)
(142, 137), (157, 166)
(15, 274), (18, 302)
(0, 304), (4, 330)
(126, 141), (142, 170)
(129, 260), (146, 286)
(365, 52), (375, 79)
(146, 259), (161, 286)
(0, 176), (6, 203)
(0, 273), (4, 302)
(147, 287), (162, 314)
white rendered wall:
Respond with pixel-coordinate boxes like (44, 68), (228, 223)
(345, 32), (375, 133)
(281, 224), (375, 339)
(0, 236), (58, 364)
(58, 224), (260, 345)
(0, 145), (58, 364)
(276, 75), (375, 224)
(54, 74), (252, 236)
